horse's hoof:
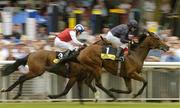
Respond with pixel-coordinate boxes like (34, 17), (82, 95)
(79, 100), (84, 105)
(48, 95), (57, 99)
(1, 88), (6, 92)
(13, 96), (19, 100)
(94, 99), (98, 103)
(94, 91), (100, 99)
(113, 97), (117, 101)
(12, 94), (21, 100)
(132, 94), (138, 98)
(107, 97), (117, 102)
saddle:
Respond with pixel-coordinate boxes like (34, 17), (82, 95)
(52, 50), (73, 77)
(53, 50), (67, 63)
(56, 50), (70, 59)
(54, 49), (79, 63)
(101, 45), (124, 61)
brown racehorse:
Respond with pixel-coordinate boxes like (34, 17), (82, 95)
(1, 36), (110, 99)
(0, 38), (110, 101)
(76, 31), (169, 98)
(0, 50), (97, 102)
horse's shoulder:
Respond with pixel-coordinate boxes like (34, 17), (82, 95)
(125, 55), (137, 64)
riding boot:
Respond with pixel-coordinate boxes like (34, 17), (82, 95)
(116, 47), (124, 61)
(60, 49), (79, 63)
(53, 50), (70, 63)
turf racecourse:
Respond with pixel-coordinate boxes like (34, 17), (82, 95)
(0, 102), (179, 108)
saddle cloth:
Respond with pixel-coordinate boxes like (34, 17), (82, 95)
(101, 45), (124, 61)
(55, 51), (67, 59)
(53, 51), (69, 63)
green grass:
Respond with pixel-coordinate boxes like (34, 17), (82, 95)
(0, 102), (179, 108)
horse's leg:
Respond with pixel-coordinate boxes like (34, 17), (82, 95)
(93, 67), (116, 100)
(1, 75), (29, 92)
(77, 80), (83, 104)
(84, 74), (100, 102)
(85, 75), (100, 102)
(12, 82), (23, 99)
(129, 72), (147, 98)
(48, 77), (77, 99)
(84, 74), (97, 93)
(1, 73), (39, 99)
(109, 77), (132, 94)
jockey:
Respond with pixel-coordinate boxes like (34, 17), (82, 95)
(51, 24), (85, 62)
(104, 20), (138, 57)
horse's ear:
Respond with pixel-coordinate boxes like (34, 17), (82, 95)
(100, 35), (104, 41)
(146, 30), (151, 36)
(141, 29), (149, 36)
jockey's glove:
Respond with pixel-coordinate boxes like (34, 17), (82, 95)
(128, 40), (134, 44)
(82, 43), (88, 47)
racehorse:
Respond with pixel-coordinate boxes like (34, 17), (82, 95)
(0, 38), (110, 101)
(76, 31), (169, 98)
(0, 31), (169, 101)
(0, 50), (97, 102)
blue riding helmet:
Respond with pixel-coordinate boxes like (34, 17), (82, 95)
(74, 24), (85, 33)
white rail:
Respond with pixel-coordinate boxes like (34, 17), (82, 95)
(0, 61), (15, 64)
(143, 62), (180, 68)
(0, 61), (180, 101)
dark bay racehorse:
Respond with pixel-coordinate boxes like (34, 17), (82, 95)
(77, 31), (169, 98)
(0, 37), (111, 101)
(0, 50), (97, 101)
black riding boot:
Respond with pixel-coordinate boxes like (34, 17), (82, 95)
(61, 50), (79, 77)
(60, 49), (79, 63)
(116, 47), (124, 61)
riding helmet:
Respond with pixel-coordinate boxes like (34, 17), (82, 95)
(74, 24), (85, 33)
(127, 20), (138, 28)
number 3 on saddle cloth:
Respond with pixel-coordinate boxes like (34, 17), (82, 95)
(53, 50), (76, 63)
(53, 51), (65, 63)
(101, 45), (125, 61)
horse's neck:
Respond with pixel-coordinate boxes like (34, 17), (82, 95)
(131, 43), (150, 63)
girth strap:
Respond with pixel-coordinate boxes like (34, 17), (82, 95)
(117, 61), (121, 76)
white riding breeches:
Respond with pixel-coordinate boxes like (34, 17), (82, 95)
(105, 31), (128, 49)
(54, 37), (76, 51)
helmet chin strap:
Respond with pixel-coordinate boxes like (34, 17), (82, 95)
(76, 30), (78, 35)
(76, 31), (81, 35)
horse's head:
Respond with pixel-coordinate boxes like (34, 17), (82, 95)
(142, 31), (169, 52)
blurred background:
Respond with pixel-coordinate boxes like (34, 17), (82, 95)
(0, 0), (179, 62)
(0, 0), (179, 101)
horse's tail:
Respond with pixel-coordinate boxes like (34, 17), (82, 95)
(1, 55), (29, 76)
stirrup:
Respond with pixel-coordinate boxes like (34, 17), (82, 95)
(117, 56), (125, 61)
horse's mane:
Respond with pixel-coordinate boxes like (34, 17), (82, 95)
(139, 33), (147, 44)
(129, 31), (148, 50)
(92, 36), (112, 46)
(93, 39), (102, 45)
